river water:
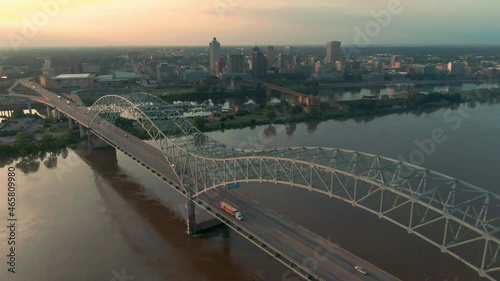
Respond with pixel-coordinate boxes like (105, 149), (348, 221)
(0, 100), (499, 281)
(319, 83), (500, 101)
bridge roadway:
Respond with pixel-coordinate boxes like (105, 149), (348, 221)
(19, 79), (400, 281)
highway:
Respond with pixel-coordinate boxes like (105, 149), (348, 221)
(199, 188), (400, 281)
(17, 79), (401, 281)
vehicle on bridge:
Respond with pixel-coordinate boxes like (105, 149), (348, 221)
(220, 202), (243, 220)
(354, 265), (368, 275)
(57, 95), (61, 99)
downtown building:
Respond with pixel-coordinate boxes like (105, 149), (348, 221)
(209, 37), (221, 75)
(265, 46), (275, 68)
(325, 41), (343, 64)
(251, 47), (268, 79)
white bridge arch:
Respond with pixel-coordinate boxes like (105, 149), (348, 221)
(89, 93), (500, 280)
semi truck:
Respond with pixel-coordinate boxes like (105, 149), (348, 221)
(220, 202), (243, 220)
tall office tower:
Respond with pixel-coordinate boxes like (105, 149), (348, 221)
(325, 41), (343, 64)
(251, 46), (268, 79)
(278, 54), (291, 70)
(228, 54), (245, 74)
(448, 61), (466, 76)
(265, 46), (275, 68)
(72, 62), (82, 74)
(391, 55), (399, 67)
(215, 58), (226, 76)
(209, 37), (221, 74)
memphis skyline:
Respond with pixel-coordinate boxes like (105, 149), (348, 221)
(1, 0), (499, 49)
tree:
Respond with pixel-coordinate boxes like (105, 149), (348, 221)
(192, 116), (206, 131)
(14, 131), (36, 156)
(266, 110), (277, 121)
(12, 108), (25, 119)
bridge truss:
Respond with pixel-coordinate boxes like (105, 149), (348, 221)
(89, 93), (500, 280)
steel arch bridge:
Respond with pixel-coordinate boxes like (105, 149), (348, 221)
(89, 92), (500, 280)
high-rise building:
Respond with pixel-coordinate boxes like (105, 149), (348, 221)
(72, 62), (82, 74)
(157, 63), (173, 80)
(326, 41), (343, 64)
(215, 58), (226, 76)
(265, 46), (275, 68)
(81, 63), (100, 74)
(391, 55), (399, 67)
(278, 54), (291, 70)
(448, 61), (466, 76)
(227, 54), (245, 74)
(209, 37), (221, 74)
(251, 46), (268, 79)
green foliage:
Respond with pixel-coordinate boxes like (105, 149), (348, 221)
(192, 116), (206, 131)
(266, 110), (277, 120)
(290, 105), (303, 114)
(14, 131), (36, 156)
(12, 108), (25, 119)
(250, 119), (256, 126)
(0, 131), (18, 137)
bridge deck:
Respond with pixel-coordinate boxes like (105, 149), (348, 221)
(199, 189), (401, 281)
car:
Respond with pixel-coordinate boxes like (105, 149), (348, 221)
(124, 134), (128, 137)
(354, 266), (368, 275)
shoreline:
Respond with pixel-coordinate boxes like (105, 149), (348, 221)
(318, 78), (497, 88)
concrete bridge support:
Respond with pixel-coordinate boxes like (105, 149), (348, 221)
(46, 105), (51, 118)
(27, 101), (32, 115)
(87, 131), (112, 149)
(79, 124), (86, 137)
(68, 118), (74, 130)
(186, 200), (196, 235)
(186, 199), (223, 235)
(56, 109), (61, 119)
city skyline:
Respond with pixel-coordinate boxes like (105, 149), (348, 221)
(1, 0), (500, 49)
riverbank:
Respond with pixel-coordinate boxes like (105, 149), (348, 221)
(190, 87), (500, 133)
(318, 78), (493, 88)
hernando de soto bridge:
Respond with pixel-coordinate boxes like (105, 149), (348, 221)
(12, 79), (500, 281)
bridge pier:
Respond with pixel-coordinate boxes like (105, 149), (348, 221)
(46, 105), (51, 118)
(27, 101), (32, 115)
(186, 200), (196, 235)
(185, 199), (223, 235)
(56, 109), (61, 119)
(79, 123), (86, 137)
(68, 118), (74, 130)
(87, 131), (112, 149)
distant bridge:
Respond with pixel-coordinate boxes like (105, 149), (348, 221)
(262, 83), (348, 111)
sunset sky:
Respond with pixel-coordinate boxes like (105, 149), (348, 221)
(0, 0), (499, 48)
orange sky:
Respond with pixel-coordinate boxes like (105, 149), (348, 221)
(0, 0), (498, 49)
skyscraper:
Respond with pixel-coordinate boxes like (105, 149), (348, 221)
(209, 37), (221, 74)
(265, 46), (275, 68)
(227, 54), (245, 74)
(325, 41), (343, 64)
(252, 46), (268, 79)
(391, 55), (399, 67)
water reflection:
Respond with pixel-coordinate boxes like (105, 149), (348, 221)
(76, 145), (269, 281)
(43, 153), (58, 169)
(305, 121), (320, 133)
(15, 157), (41, 174)
(320, 83), (499, 101)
